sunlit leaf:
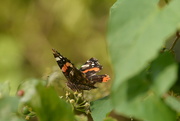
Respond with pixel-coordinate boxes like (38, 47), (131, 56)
(91, 96), (113, 121)
(111, 53), (177, 121)
(112, 73), (177, 121)
(30, 82), (74, 121)
(19, 79), (43, 103)
(164, 96), (180, 113)
(108, 0), (179, 120)
(0, 97), (25, 121)
(19, 79), (74, 121)
(108, 0), (180, 89)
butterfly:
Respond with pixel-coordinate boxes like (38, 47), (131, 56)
(52, 49), (110, 91)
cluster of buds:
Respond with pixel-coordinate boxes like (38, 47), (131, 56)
(64, 91), (90, 114)
(21, 105), (36, 120)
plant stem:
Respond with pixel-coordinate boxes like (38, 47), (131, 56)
(170, 31), (180, 51)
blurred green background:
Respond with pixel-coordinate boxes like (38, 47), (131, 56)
(0, 0), (115, 94)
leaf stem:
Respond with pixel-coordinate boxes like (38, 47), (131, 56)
(170, 31), (180, 51)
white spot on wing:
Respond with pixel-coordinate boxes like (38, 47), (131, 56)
(91, 63), (95, 66)
(81, 64), (89, 68)
(55, 57), (61, 61)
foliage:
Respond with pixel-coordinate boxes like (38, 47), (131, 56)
(91, 96), (113, 121)
(0, 0), (180, 121)
(0, 79), (75, 121)
(106, 0), (180, 121)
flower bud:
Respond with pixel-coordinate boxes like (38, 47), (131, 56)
(84, 102), (90, 107)
(17, 90), (24, 97)
(69, 99), (75, 104)
(74, 91), (78, 95)
(77, 93), (82, 98)
(86, 110), (90, 114)
(22, 106), (30, 115)
(65, 91), (70, 97)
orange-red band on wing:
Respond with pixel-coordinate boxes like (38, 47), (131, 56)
(82, 67), (100, 73)
(102, 75), (110, 82)
(62, 62), (72, 72)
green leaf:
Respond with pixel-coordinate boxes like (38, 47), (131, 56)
(30, 82), (74, 121)
(114, 93), (176, 121)
(108, 0), (180, 90)
(150, 52), (178, 95)
(111, 74), (177, 121)
(19, 79), (74, 120)
(111, 52), (177, 121)
(0, 97), (25, 121)
(164, 96), (180, 113)
(108, 0), (180, 120)
(19, 79), (43, 103)
(91, 96), (113, 121)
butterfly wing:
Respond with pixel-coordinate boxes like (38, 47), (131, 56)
(80, 58), (110, 83)
(87, 74), (110, 83)
(79, 58), (102, 77)
(52, 48), (74, 80)
(52, 49), (97, 91)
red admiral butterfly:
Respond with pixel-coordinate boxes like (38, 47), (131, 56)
(52, 49), (110, 91)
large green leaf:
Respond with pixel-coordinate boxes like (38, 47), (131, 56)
(20, 79), (74, 121)
(91, 96), (113, 121)
(108, 0), (180, 120)
(0, 82), (24, 121)
(30, 83), (74, 121)
(0, 97), (25, 121)
(164, 96), (180, 113)
(114, 93), (176, 121)
(108, 0), (180, 89)
(111, 52), (177, 121)
(150, 52), (177, 96)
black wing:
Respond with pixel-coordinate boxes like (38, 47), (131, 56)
(79, 58), (103, 77)
(52, 49), (97, 91)
(80, 57), (110, 83)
